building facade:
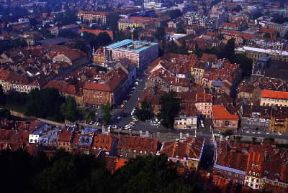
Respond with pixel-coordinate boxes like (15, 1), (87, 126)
(104, 39), (159, 70)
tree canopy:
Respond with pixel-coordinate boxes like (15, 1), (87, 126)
(61, 97), (78, 122)
(1, 88), (80, 122)
(135, 101), (154, 121)
(159, 92), (180, 129)
(82, 32), (112, 49)
(102, 103), (112, 125)
(0, 85), (5, 105)
(25, 89), (65, 121)
(0, 150), (217, 193)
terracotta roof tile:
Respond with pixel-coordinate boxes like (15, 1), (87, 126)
(212, 105), (239, 120)
(261, 89), (288, 100)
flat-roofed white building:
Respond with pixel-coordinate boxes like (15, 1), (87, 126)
(235, 46), (288, 62)
(104, 39), (159, 70)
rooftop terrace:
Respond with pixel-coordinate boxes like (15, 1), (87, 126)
(105, 39), (158, 53)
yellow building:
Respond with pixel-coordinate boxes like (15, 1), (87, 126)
(118, 16), (160, 31)
(191, 67), (205, 85)
(269, 117), (288, 134)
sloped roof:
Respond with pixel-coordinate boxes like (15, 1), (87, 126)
(212, 105), (239, 120)
(261, 89), (288, 100)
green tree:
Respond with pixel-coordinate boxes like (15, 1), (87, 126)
(83, 109), (95, 122)
(284, 31), (288, 40)
(0, 108), (10, 118)
(194, 43), (202, 57)
(114, 30), (130, 41)
(82, 32), (112, 49)
(0, 85), (5, 105)
(219, 38), (235, 60)
(135, 101), (154, 121)
(231, 54), (253, 77)
(166, 9), (182, 19)
(55, 10), (77, 26)
(6, 91), (27, 108)
(154, 27), (166, 42)
(1, 150), (218, 193)
(61, 97), (78, 122)
(159, 92), (180, 129)
(96, 32), (112, 46)
(102, 103), (111, 125)
(58, 29), (79, 38)
(25, 88), (65, 121)
(176, 22), (186, 34)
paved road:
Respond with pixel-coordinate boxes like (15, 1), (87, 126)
(110, 73), (147, 127)
(199, 138), (215, 169)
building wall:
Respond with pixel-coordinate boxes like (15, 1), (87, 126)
(213, 119), (238, 130)
(174, 116), (197, 129)
(57, 142), (72, 152)
(105, 41), (158, 70)
(78, 13), (107, 24)
(195, 102), (212, 117)
(236, 49), (288, 62)
(83, 89), (113, 106)
(118, 22), (145, 31)
(191, 67), (204, 84)
(260, 97), (288, 107)
(213, 166), (246, 185)
(244, 175), (264, 190)
(111, 50), (140, 67)
(241, 117), (270, 130)
(238, 91), (253, 99)
(269, 117), (288, 133)
(0, 80), (39, 93)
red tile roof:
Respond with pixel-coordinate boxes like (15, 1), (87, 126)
(0, 68), (10, 81)
(83, 68), (127, 92)
(216, 140), (248, 171)
(201, 53), (218, 63)
(58, 129), (73, 143)
(117, 136), (158, 153)
(261, 89), (288, 100)
(49, 45), (87, 62)
(105, 156), (128, 173)
(160, 137), (204, 160)
(78, 11), (110, 16)
(212, 105), (239, 120)
(92, 134), (115, 152)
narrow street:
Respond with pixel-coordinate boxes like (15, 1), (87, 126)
(199, 137), (216, 170)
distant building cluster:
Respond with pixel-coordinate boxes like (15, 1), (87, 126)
(0, 119), (205, 172)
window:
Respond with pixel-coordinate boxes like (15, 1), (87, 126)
(224, 121), (230, 126)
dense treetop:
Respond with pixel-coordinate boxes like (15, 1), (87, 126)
(0, 150), (214, 193)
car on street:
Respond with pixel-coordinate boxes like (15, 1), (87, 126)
(200, 120), (205, 128)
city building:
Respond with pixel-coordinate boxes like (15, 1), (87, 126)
(259, 89), (288, 107)
(57, 129), (74, 152)
(104, 39), (159, 70)
(235, 46), (288, 62)
(212, 105), (239, 131)
(83, 67), (128, 106)
(118, 16), (160, 31)
(117, 135), (159, 158)
(77, 11), (111, 25)
(160, 137), (205, 170)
